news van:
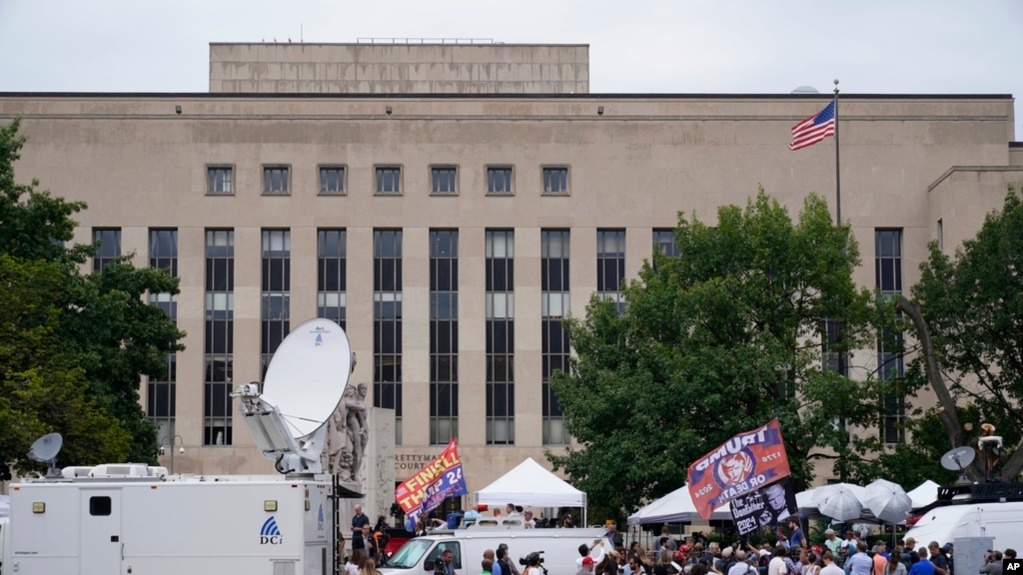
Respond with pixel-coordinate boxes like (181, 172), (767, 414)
(381, 525), (609, 575)
(905, 500), (1023, 549)
(7, 465), (334, 575)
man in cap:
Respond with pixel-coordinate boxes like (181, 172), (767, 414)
(577, 556), (596, 575)
(717, 547), (736, 573)
(523, 510), (536, 528)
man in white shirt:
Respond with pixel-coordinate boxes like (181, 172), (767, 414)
(821, 552), (844, 575)
(769, 546), (789, 575)
(523, 510), (536, 528)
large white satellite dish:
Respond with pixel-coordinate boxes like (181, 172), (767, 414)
(260, 318), (353, 440)
(233, 317), (356, 474)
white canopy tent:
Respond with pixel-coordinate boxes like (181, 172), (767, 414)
(627, 484), (732, 525)
(908, 480), (940, 509)
(475, 457), (588, 525)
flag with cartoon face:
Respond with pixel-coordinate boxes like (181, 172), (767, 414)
(729, 477), (798, 536)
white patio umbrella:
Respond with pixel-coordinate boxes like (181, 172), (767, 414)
(864, 479), (913, 524)
(813, 483), (864, 521)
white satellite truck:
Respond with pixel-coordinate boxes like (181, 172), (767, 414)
(6, 318), (356, 575)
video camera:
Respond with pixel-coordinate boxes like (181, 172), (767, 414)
(519, 551), (548, 575)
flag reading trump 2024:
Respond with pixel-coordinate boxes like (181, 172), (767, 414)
(394, 438), (467, 519)
(687, 418), (791, 520)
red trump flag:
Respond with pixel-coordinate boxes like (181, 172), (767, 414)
(686, 418), (791, 520)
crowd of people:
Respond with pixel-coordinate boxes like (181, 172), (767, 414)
(340, 504), (391, 575)
(603, 522), (1017, 575)
(340, 503), (1017, 575)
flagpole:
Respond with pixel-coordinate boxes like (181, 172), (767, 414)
(833, 80), (849, 476)
(834, 79), (841, 226)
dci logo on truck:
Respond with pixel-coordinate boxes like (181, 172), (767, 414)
(260, 516), (283, 545)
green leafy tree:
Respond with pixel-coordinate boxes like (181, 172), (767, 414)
(0, 119), (184, 478)
(549, 191), (886, 519)
(899, 189), (1023, 482)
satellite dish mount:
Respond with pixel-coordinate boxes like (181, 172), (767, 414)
(940, 446), (976, 486)
(27, 433), (64, 478)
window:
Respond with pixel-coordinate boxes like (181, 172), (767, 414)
(875, 229), (904, 444)
(542, 230), (570, 445)
(376, 166), (402, 194)
(207, 166), (233, 194)
(486, 229), (515, 445)
(430, 230), (459, 444)
(426, 542), (463, 571)
(317, 229), (347, 328)
(204, 229), (234, 446)
(597, 229), (626, 313)
(879, 328), (905, 444)
(319, 166), (346, 195)
(263, 166), (290, 195)
(93, 228), (121, 272)
(89, 496), (112, 516)
(543, 167), (569, 194)
(148, 229), (178, 441)
(875, 229), (903, 294)
(374, 229), (403, 444)
(431, 166), (458, 194)
(261, 229), (291, 379)
(652, 229), (679, 258)
(821, 319), (848, 375)
(487, 166), (513, 194)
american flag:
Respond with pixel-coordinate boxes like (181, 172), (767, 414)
(788, 101), (836, 151)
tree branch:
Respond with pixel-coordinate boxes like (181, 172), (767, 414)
(896, 295), (974, 476)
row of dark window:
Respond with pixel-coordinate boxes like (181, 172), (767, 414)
(207, 165), (570, 196)
(103, 226), (905, 447)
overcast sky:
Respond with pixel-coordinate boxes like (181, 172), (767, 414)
(1, 0), (1021, 133)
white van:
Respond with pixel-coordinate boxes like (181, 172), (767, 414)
(905, 501), (1023, 549)
(380, 527), (608, 575)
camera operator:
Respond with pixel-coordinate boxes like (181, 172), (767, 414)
(520, 552), (546, 575)
(979, 551), (1002, 575)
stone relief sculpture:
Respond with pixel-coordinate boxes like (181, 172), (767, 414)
(323, 382), (369, 486)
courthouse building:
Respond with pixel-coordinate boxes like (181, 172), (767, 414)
(2, 42), (1021, 515)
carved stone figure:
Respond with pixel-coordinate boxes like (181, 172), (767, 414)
(342, 383), (369, 482)
(322, 383), (369, 486)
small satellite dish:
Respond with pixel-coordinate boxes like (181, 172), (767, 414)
(27, 433), (64, 478)
(261, 318), (354, 440)
(941, 446), (976, 471)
